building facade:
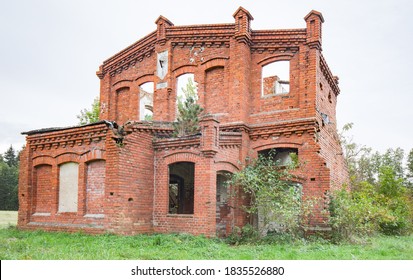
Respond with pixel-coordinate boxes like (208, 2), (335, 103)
(18, 7), (348, 236)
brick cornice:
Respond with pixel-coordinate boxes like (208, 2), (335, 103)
(219, 131), (242, 148)
(249, 118), (319, 141)
(130, 122), (174, 137)
(320, 54), (340, 96)
(25, 123), (108, 151)
(97, 31), (157, 79)
(168, 24), (234, 49)
(153, 135), (201, 151)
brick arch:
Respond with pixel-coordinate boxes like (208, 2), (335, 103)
(257, 53), (294, 67)
(112, 79), (133, 89)
(135, 74), (154, 86)
(115, 86), (130, 93)
(252, 141), (302, 152)
(163, 151), (200, 165)
(173, 65), (196, 78)
(33, 155), (55, 167)
(201, 57), (228, 71)
(215, 161), (239, 174)
(56, 152), (81, 165)
(82, 149), (106, 163)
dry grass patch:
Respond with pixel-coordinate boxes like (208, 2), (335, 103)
(0, 211), (17, 228)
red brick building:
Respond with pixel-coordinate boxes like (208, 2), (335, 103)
(18, 7), (348, 236)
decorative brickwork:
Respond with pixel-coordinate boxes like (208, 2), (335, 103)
(18, 7), (348, 236)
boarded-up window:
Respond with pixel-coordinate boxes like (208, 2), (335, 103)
(58, 162), (79, 213)
(85, 160), (105, 215)
(34, 164), (52, 213)
(116, 87), (130, 123)
(205, 66), (225, 114)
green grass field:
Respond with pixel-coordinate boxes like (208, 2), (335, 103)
(1, 226), (412, 260)
(0, 211), (17, 228)
(1, 211), (412, 260)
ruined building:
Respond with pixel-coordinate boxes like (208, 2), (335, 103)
(18, 7), (348, 236)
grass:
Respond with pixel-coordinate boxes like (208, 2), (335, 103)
(0, 211), (17, 228)
(1, 211), (412, 260)
(0, 226), (412, 260)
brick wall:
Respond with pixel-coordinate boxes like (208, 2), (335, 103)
(18, 123), (108, 233)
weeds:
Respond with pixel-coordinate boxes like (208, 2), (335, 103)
(0, 227), (412, 260)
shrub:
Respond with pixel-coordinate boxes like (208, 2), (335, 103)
(329, 167), (413, 242)
(226, 224), (260, 245)
(229, 151), (305, 237)
(328, 183), (383, 242)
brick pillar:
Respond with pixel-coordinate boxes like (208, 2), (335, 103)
(199, 114), (219, 158)
(17, 146), (31, 227)
(198, 115), (220, 236)
(229, 7), (254, 123)
(304, 10), (324, 118)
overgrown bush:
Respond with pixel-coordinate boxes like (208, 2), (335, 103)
(228, 151), (320, 238)
(230, 151), (302, 235)
(329, 184), (383, 242)
(226, 224), (260, 245)
(329, 166), (413, 242)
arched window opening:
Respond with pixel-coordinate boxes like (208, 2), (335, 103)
(262, 61), (290, 96)
(176, 73), (197, 118)
(139, 82), (154, 121)
(258, 147), (298, 166)
(169, 162), (195, 214)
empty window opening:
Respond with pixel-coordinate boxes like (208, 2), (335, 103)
(169, 162), (195, 214)
(139, 82), (154, 121)
(262, 61), (290, 96)
(258, 147), (298, 166)
(176, 73), (197, 119)
(58, 162), (79, 213)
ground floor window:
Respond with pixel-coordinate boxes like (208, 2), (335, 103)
(258, 147), (298, 166)
(58, 162), (79, 213)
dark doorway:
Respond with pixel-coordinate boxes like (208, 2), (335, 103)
(168, 162), (195, 214)
(216, 171), (231, 237)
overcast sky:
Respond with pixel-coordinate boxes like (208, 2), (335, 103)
(1, 0), (412, 156)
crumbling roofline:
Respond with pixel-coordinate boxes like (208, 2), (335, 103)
(22, 121), (108, 136)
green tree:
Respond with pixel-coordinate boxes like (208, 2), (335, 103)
(173, 79), (203, 137)
(0, 146), (19, 210)
(406, 149), (413, 186)
(376, 165), (412, 234)
(3, 145), (18, 167)
(77, 97), (100, 125)
(378, 148), (405, 180)
(339, 123), (372, 185)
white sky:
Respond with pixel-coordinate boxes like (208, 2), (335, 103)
(1, 0), (412, 156)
